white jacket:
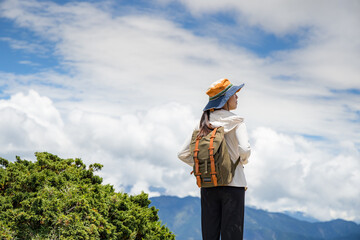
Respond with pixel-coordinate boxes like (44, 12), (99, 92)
(177, 109), (251, 187)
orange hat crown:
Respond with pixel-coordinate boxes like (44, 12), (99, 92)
(206, 79), (233, 100)
(203, 78), (244, 111)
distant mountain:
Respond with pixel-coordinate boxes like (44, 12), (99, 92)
(151, 196), (201, 240)
(282, 210), (319, 223)
(150, 196), (360, 240)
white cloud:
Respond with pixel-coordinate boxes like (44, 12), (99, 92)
(0, 89), (199, 196)
(18, 60), (40, 66)
(0, 0), (359, 222)
(246, 127), (360, 221)
(175, 0), (360, 92)
(63, 101), (199, 197)
(175, 0), (360, 36)
(0, 37), (47, 54)
(0, 90), (71, 157)
(1, 89), (359, 221)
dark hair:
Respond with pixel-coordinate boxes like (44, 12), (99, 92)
(197, 110), (215, 138)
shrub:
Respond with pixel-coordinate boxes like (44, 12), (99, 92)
(0, 152), (175, 239)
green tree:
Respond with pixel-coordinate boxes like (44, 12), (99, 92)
(0, 152), (175, 239)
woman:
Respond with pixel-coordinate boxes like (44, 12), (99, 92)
(178, 78), (251, 240)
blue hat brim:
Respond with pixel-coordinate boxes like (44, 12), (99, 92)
(203, 83), (244, 111)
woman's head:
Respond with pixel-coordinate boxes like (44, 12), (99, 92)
(197, 79), (244, 138)
(203, 79), (244, 111)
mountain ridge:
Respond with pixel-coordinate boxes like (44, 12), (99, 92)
(150, 196), (360, 240)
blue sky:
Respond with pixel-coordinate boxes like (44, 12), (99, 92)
(0, 0), (359, 223)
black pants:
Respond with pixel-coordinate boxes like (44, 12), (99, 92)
(201, 186), (245, 240)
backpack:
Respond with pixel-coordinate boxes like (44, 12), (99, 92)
(189, 127), (240, 188)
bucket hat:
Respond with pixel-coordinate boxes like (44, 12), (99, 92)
(203, 78), (244, 111)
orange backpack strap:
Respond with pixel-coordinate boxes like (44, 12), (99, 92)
(193, 137), (202, 188)
(209, 128), (218, 187)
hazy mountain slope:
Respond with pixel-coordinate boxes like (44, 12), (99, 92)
(150, 196), (360, 240)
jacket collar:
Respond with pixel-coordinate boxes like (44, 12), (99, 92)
(209, 109), (243, 133)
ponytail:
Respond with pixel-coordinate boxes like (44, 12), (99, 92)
(197, 110), (214, 138)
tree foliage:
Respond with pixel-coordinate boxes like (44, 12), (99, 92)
(0, 152), (175, 239)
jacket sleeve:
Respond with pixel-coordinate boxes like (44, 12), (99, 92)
(177, 134), (194, 167)
(236, 122), (251, 165)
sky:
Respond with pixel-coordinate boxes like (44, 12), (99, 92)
(0, 0), (359, 223)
